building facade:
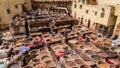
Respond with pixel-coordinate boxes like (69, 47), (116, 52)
(0, 0), (32, 30)
(71, 0), (120, 37)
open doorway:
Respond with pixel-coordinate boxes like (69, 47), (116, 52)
(87, 19), (90, 28)
(21, 4), (27, 12)
(81, 17), (83, 25)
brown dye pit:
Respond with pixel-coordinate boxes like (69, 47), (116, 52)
(55, 47), (62, 50)
(104, 43), (112, 48)
(98, 52), (108, 58)
(66, 61), (76, 67)
(75, 42), (82, 46)
(40, 52), (49, 56)
(65, 56), (71, 60)
(29, 50), (39, 55)
(80, 53), (91, 61)
(46, 61), (56, 68)
(7, 62), (20, 68)
(91, 55), (101, 61)
(92, 48), (101, 52)
(85, 50), (95, 55)
(107, 52), (118, 58)
(66, 50), (74, 55)
(16, 39), (23, 43)
(59, 43), (67, 46)
(71, 54), (79, 59)
(24, 66), (33, 68)
(80, 65), (90, 68)
(32, 58), (40, 63)
(43, 34), (49, 38)
(46, 39), (52, 42)
(75, 59), (84, 64)
(40, 48), (47, 52)
(4, 43), (11, 45)
(41, 56), (51, 62)
(45, 60), (53, 64)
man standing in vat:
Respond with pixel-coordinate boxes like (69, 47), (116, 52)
(49, 20), (56, 33)
(64, 28), (69, 43)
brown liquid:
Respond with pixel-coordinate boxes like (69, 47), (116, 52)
(8, 63), (20, 68)
(66, 61), (76, 67)
(98, 52), (108, 58)
(80, 65), (90, 68)
(71, 54), (79, 59)
(91, 55), (101, 61)
(75, 59), (84, 64)
(80, 53), (91, 61)
(85, 50), (94, 55)
(59, 43), (67, 46)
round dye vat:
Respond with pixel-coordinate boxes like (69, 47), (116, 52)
(75, 59), (84, 65)
(41, 56), (51, 63)
(91, 55), (101, 61)
(71, 54), (79, 59)
(85, 50), (95, 55)
(66, 61), (76, 67)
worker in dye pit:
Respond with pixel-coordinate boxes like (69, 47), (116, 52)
(0, 43), (15, 58)
(105, 58), (118, 65)
(7, 45), (15, 58)
(63, 47), (71, 55)
(55, 49), (66, 68)
(77, 35), (86, 42)
(49, 20), (56, 33)
(31, 34), (43, 49)
(11, 43), (31, 61)
(59, 55), (66, 68)
(63, 28), (69, 43)
(55, 49), (65, 61)
(59, 47), (71, 68)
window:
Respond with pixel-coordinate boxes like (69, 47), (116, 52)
(111, 14), (114, 17)
(95, 11), (97, 15)
(86, 10), (89, 14)
(80, 5), (82, 9)
(101, 8), (105, 12)
(101, 12), (105, 18)
(15, 5), (18, 9)
(24, 2), (27, 4)
(74, 4), (77, 8)
(6, 9), (11, 14)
